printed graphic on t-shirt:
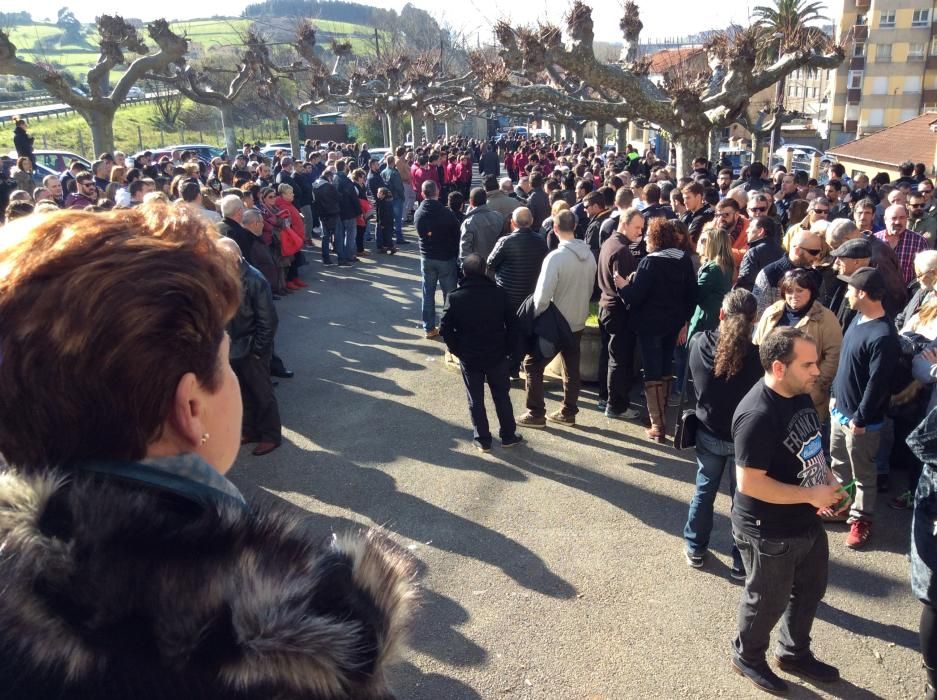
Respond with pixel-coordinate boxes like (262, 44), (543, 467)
(781, 408), (827, 487)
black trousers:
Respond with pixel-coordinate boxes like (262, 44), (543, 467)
(460, 358), (516, 441)
(733, 522), (828, 665)
(598, 306), (636, 409)
(232, 354), (282, 444)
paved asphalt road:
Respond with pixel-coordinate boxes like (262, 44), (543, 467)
(228, 226), (924, 699)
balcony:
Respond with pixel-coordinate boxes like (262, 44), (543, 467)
(847, 88), (862, 103)
(855, 0), (869, 7)
(923, 89), (937, 104)
(849, 56), (866, 70)
(927, 55), (937, 69)
(854, 24), (868, 41)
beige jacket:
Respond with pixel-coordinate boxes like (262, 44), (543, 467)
(753, 299), (843, 422)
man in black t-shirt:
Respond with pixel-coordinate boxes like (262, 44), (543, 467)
(730, 327), (847, 696)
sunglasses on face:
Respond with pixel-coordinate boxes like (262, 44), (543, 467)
(799, 246), (822, 256)
(813, 209), (829, 215)
(749, 206), (767, 213)
(921, 189), (933, 194)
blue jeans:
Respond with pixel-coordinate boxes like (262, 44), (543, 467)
(421, 257), (458, 331)
(684, 427), (742, 570)
(392, 198), (404, 242)
(338, 218), (357, 263)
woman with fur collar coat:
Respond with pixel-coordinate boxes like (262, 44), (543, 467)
(0, 204), (415, 700)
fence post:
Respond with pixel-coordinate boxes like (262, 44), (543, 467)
(42, 134), (48, 149)
(180, 128), (186, 144)
(198, 129), (203, 143)
(137, 126), (143, 152)
(159, 126), (165, 148)
(77, 130), (85, 157)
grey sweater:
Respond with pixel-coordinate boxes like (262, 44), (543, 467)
(533, 239), (598, 332)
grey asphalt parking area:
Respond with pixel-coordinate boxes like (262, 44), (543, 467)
(228, 230), (923, 699)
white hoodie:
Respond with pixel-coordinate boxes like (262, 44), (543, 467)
(532, 238), (598, 332)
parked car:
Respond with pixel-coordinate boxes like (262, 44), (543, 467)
(131, 144), (226, 164)
(368, 147), (390, 163)
(126, 86), (145, 100)
(7, 150), (91, 174)
(259, 146), (292, 160)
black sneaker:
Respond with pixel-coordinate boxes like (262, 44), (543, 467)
(775, 652), (840, 683)
(473, 438), (492, 453)
(501, 434), (524, 448)
(322, 259), (334, 266)
(685, 550), (704, 568)
(730, 564), (746, 581)
(731, 657), (789, 696)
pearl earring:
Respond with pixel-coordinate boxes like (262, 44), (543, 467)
(200, 432), (210, 445)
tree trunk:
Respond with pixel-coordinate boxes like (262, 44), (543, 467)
(219, 105), (237, 157)
(708, 128), (721, 165)
(751, 131), (765, 164)
(617, 123), (628, 152)
(595, 123), (606, 148)
(387, 111), (404, 147)
(381, 111), (390, 148)
(769, 76), (786, 162)
(673, 131), (709, 180)
(286, 111), (301, 160)
(573, 124), (584, 146)
(86, 107), (116, 156)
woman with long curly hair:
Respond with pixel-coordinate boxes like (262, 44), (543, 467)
(683, 288), (763, 578)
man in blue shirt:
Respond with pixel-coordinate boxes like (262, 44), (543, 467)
(829, 267), (900, 548)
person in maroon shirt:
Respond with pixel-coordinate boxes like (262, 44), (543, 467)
(874, 204), (928, 285)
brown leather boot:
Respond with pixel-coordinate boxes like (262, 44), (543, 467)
(643, 381), (666, 442)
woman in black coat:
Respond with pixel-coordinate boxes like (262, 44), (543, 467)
(0, 204), (415, 700)
(614, 217), (698, 442)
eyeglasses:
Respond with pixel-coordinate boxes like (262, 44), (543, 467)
(921, 189), (934, 194)
(813, 209), (829, 215)
(749, 206), (767, 213)
(716, 211), (735, 217)
(799, 246), (822, 256)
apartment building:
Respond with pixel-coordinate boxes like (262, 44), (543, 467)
(829, 0), (937, 146)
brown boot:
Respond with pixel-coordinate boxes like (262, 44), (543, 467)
(643, 381), (666, 443)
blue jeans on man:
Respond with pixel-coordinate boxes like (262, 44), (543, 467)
(338, 218), (357, 263)
(421, 257), (458, 331)
(684, 427), (742, 571)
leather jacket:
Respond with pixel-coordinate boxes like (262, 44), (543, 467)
(228, 260), (278, 360)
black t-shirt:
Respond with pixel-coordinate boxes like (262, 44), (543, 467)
(731, 381), (826, 537)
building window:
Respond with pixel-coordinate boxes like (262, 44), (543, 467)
(931, 36), (937, 56)
(913, 9), (931, 27)
(847, 70), (863, 89)
(880, 10), (896, 27)
(910, 42), (926, 61)
(856, 14), (867, 26)
(845, 104), (859, 122)
(901, 108), (919, 122)
(877, 44), (892, 63)
(867, 108), (885, 127)
(871, 76), (888, 95)
(905, 76), (923, 93)
(853, 42), (865, 57)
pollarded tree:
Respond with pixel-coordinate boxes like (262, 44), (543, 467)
(0, 16), (188, 154)
(149, 46), (266, 156)
(477, 1), (843, 177)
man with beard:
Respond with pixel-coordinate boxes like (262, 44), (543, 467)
(736, 216), (784, 292)
(681, 182), (715, 243)
(752, 230), (823, 318)
(730, 327), (846, 695)
(875, 204), (928, 285)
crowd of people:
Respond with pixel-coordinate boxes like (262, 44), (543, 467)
(6, 115), (937, 696)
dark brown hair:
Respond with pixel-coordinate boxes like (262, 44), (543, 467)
(0, 204), (240, 469)
(714, 289), (757, 379)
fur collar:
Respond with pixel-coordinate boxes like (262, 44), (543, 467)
(0, 469), (416, 699)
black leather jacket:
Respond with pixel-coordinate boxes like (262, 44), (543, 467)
(228, 260), (278, 361)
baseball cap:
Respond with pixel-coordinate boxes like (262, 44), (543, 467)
(829, 238), (872, 259)
(837, 266), (885, 296)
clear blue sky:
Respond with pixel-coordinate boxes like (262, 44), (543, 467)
(22, 1), (814, 43)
